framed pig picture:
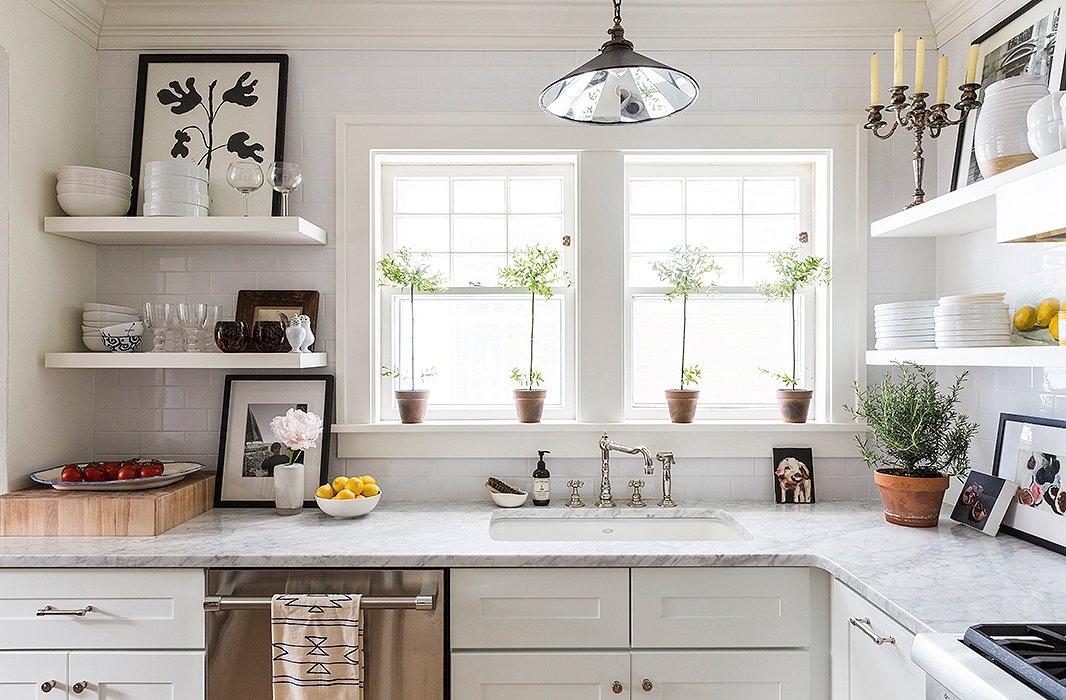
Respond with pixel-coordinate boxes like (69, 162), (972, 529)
(772, 447), (816, 504)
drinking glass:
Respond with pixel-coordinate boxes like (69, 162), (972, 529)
(142, 302), (172, 353)
(267, 162), (303, 216)
(177, 303), (208, 352)
(226, 162), (264, 216)
(202, 305), (222, 351)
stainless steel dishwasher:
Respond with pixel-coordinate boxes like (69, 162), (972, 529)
(206, 569), (445, 700)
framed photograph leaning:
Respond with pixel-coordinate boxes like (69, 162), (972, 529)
(215, 374), (333, 508)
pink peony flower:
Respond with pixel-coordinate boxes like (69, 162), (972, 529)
(270, 408), (324, 452)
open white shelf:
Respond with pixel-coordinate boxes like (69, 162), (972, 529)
(870, 148), (1066, 239)
(867, 346), (1066, 368)
(44, 352), (328, 369)
(42, 216), (327, 246)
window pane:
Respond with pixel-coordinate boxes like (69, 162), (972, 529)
(630, 179), (683, 214)
(510, 178), (562, 213)
(395, 178), (449, 213)
(715, 254), (743, 286)
(453, 215), (507, 252)
(394, 295), (563, 407)
(453, 254), (507, 287)
(629, 253), (669, 287)
(743, 253), (774, 285)
(394, 215), (450, 252)
(687, 179), (741, 214)
(630, 216), (684, 253)
(454, 179), (506, 213)
(631, 295), (793, 406)
(510, 215), (564, 251)
(744, 215), (800, 252)
(687, 216), (742, 252)
(744, 178), (798, 213)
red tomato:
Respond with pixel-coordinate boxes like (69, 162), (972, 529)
(60, 466), (83, 482)
(82, 467), (105, 482)
(102, 464), (120, 481)
(116, 466), (139, 480)
(138, 464), (164, 478)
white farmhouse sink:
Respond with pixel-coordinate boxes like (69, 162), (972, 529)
(489, 513), (752, 542)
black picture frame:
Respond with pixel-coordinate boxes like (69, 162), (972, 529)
(772, 447), (816, 504)
(991, 412), (1066, 555)
(215, 374), (333, 508)
(129, 53), (288, 216)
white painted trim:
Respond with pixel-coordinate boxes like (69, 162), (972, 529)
(928, 0), (1008, 46)
(0, 48), (9, 492)
(24, 0), (104, 48)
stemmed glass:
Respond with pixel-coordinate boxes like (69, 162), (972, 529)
(177, 303), (208, 352)
(142, 302), (172, 353)
(226, 162), (264, 216)
(267, 162), (303, 216)
(202, 305), (222, 351)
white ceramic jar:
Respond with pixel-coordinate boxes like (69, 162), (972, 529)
(974, 76), (1049, 177)
(274, 462), (305, 515)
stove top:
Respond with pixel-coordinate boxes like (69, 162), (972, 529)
(963, 624), (1066, 700)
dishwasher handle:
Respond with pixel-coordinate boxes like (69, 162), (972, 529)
(203, 594), (436, 612)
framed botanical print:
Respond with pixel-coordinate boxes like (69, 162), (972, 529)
(215, 374), (333, 507)
(236, 290), (319, 351)
(130, 54), (288, 216)
(951, 0), (1066, 191)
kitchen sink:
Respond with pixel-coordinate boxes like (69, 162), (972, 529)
(488, 512), (752, 542)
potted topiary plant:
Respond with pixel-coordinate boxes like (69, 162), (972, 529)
(845, 362), (978, 528)
(377, 247), (444, 424)
(755, 247), (831, 423)
(652, 244), (721, 423)
(499, 244), (571, 423)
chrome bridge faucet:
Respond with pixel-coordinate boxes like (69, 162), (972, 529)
(597, 433), (654, 508)
(655, 451), (677, 508)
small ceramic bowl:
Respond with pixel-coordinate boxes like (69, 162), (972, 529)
(214, 321), (248, 353)
(82, 334), (108, 352)
(100, 322), (144, 353)
(490, 491), (528, 508)
(316, 494), (381, 518)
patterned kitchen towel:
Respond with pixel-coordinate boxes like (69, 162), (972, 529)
(271, 593), (364, 700)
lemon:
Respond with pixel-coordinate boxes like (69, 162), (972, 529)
(333, 488), (356, 500)
(355, 494), (366, 499)
(331, 476), (349, 493)
(315, 484), (334, 499)
(362, 483), (381, 497)
(1052, 314), (1061, 342)
(1014, 306), (1038, 332)
(345, 476), (364, 496)
(1037, 298), (1061, 327)
(360, 475), (376, 485)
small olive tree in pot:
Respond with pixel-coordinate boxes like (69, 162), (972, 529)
(652, 245), (721, 423)
(377, 248), (444, 424)
(755, 247), (831, 423)
(499, 244), (571, 423)
(845, 362), (978, 527)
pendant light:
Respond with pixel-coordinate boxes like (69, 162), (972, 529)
(539, 0), (699, 124)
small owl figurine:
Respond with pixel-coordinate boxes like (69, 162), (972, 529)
(297, 315), (315, 353)
(285, 315), (306, 353)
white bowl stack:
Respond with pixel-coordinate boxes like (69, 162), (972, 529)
(874, 301), (938, 350)
(56, 166), (132, 216)
(143, 161), (210, 217)
(83, 302), (141, 352)
(934, 293), (1011, 348)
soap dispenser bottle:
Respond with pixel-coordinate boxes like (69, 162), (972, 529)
(532, 450), (551, 506)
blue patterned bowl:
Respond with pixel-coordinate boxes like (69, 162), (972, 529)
(100, 321), (144, 353)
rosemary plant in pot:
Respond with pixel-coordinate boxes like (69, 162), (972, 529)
(499, 244), (571, 423)
(846, 362), (978, 527)
(652, 245), (720, 423)
(377, 248), (444, 424)
(755, 247), (831, 423)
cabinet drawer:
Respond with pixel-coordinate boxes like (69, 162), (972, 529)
(452, 652), (631, 699)
(632, 650), (811, 700)
(451, 568), (629, 649)
(0, 569), (204, 650)
(632, 567), (811, 648)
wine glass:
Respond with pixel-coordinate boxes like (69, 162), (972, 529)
(142, 302), (171, 353)
(267, 162), (303, 216)
(177, 303), (208, 352)
(202, 305), (222, 351)
(226, 162), (264, 216)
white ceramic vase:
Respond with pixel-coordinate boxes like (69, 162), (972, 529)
(285, 322), (306, 353)
(274, 462), (304, 515)
(974, 76), (1049, 178)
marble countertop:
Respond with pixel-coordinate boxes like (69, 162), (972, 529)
(1, 499), (1064, 636)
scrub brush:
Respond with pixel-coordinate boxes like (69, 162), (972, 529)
(485, 477), (525, 495)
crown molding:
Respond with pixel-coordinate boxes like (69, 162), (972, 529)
(97, 0), (934, 51)
(927, 0), (1005, 45)
(25, 0), (104, 47)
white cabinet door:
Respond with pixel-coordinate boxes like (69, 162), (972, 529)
(631, 651), (811, 700)
(830, 580), (923, 700)
(0, 652), (68, 699)
(452, 652), (631, 700)
(67, 651), (204, 700)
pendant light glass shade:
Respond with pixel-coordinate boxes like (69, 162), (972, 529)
(539, 1), (698, 124)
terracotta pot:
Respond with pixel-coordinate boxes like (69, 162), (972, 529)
(395, 390), (429, 424)
(513, 389), (547, 424)
(776, 388), (813, 423)
(665, 389), (699, 423)
(873, 469), (949, 528)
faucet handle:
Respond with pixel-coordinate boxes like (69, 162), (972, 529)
(656, 451), (675, 466)
(627, 479), (647, 508)
(566, 480), (585, 508)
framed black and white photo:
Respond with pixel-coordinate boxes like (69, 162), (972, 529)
(215, 374), (333, 508)
(772, 447), (815, 504)
(950, 471), (1018, 536)
(951, 1), (1066, 191)
(130, 54), (288, 216)
(992, 413), (1066, 553)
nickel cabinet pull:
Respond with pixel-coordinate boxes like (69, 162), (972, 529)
(36, 605), (94, 617)
(72, 681), (88, 694)
(849, 616), (896, 645)
(611, 680), (624, 694)
(642, 678), (654, 691)
(40, 680), (57, 692)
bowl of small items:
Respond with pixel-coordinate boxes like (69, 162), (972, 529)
(100, 321), (144, 352)
(486, 476), (528, 507)
(315, 474), (382, 518)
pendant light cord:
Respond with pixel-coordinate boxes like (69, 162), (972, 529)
(613, 0), (622, 26)
(606, 0), (629, 45)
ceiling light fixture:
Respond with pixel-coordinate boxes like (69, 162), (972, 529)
(539, 0), (699, 125)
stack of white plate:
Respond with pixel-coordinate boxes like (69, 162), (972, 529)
(83, 302), (141, 352)
(934, 293), (1011, 348)
(874, 301), (938, 349)
(56, 166), (132, 216)
(143, 161), (209, 217)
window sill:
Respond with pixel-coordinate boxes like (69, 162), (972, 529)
(333, 420), (866, 459)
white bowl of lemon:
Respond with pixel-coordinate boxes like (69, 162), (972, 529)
(315, 475), (382, 518)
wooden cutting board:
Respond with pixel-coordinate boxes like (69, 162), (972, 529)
(0, 471), (214, 537)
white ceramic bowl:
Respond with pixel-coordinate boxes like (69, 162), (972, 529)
(100, 322), (144, 353)
(58, 167), (132, 185)
(143, 174), (210, 194)
(82, 334), (108, 352)
(144, 201), (209, 217)
(84, 302), (139, 314)
(84, 311), (141, 323)
(144, 161), (209, 181)
(490, 491), (529, 508)
(58, 192), (131, 217)
(57, 183), (133, 197)
(144, 188), (210, 206)
(316, 494), (381, 518)
(1028, 122), (1066, 158)
(1028, 91), (1066, 127)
